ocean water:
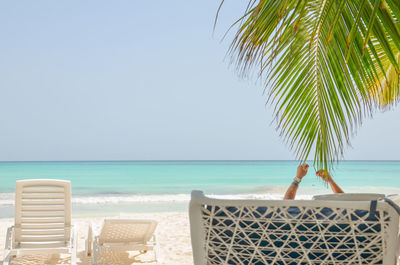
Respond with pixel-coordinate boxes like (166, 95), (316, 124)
(0, 160), (399, 217)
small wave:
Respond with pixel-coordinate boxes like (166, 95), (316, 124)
(0, 193), (14, 206)
(72, 194), (191, 204)
(0, 193), (192, 206)
(1, 186), (400, 206)
(0, 193), (308, 206)
(71, 193), (315, 204)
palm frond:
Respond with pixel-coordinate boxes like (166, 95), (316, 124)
(224, 0), (400, 169)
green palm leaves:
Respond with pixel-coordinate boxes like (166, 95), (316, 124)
(226, 0), (400, 169)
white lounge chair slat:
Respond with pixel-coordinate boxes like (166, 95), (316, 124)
(8, 246), (70, 253)
(23, 188), (64, 193)
(22, 200), (65, 205)
(22, 212), (65, 217)
(21, 223), (66, 229)
(21, 217), (65, 223)
(19, 242), (69, 248)
(20, 235), (67, 242)
(22, 206), (66, 211)
(21, 229), (65, 235)
(22, 194), (65, 199)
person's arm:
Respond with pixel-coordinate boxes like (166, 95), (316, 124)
(316, 170), (344, 194)
(328, 176), (344, 194)
(284, 164), (309, 200)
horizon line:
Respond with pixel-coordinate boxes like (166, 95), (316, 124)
(1, 159), (400, 163)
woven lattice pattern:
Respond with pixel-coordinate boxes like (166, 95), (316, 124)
(100, 223), (149, 242)
(200, 205), (390, 265)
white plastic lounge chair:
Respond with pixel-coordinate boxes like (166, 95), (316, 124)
(3, 179), (76, 265)
(86, 219), (159, 265)
(189, 190), (400, 265)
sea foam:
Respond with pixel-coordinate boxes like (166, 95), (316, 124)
(0, 193), (323, 206)
(1, 185), (399, 206)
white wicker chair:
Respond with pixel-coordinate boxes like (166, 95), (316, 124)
(189, 190), (400, 265)
(3, 179), (76, 265)
(86, 219), (159, 265)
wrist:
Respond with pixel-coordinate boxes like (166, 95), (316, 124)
(323, 174), (332, 183)
(296, 174), (304, 180)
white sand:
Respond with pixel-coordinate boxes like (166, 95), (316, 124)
(0, 212), (194, 265)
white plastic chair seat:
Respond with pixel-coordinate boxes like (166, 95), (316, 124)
(86, 219), (159, 265)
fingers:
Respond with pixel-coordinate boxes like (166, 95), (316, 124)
(301, 164), (309, 173)
(299, 163), (309, 169)
(316, 170), (330, 182)
(297, 163), (309, 179)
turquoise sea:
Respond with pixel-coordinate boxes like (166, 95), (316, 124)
(0, 161), (399, 217)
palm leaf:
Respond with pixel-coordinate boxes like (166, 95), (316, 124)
(222, 0), (400, 169)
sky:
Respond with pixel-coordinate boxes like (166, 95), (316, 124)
(0, 0), (399, 161)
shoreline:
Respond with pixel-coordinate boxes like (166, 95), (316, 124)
(2, 186), (400, 218)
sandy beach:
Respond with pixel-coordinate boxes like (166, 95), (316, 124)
(0, 212), (193, 265)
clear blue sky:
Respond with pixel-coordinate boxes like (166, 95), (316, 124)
(0, 0), (399, 161)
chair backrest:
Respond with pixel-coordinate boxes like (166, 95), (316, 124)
(99, 219), (157, 244)
(189, 190), (399, 265)
(313, 193), (385, 201)
(14, 179), (72, 248)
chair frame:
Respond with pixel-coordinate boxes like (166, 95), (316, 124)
(313, 193), (386, 201)
(189, 190), (400, 265)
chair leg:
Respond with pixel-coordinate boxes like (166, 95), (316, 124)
(153, 234), (160, 264)
(153, 249), (158, 264)
(3, 226), (13, 265)
(2, 251), (11, 265)
(71, 250), (77, 265)
(85, 239), (92, 256)
(86, 222), (93, 257)
(93, 246), (98, 265)
(70, 225), (77, 265)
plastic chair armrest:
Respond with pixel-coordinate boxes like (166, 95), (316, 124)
(5, 226), (14, 250)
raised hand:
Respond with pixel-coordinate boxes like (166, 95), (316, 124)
(316, 169), (331, 182)
(296, 164), (309, 180)
(316, 170), (344, 194)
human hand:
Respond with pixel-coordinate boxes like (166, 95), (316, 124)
(296, 164), (309, 179)
(316, 170), (331, 182)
